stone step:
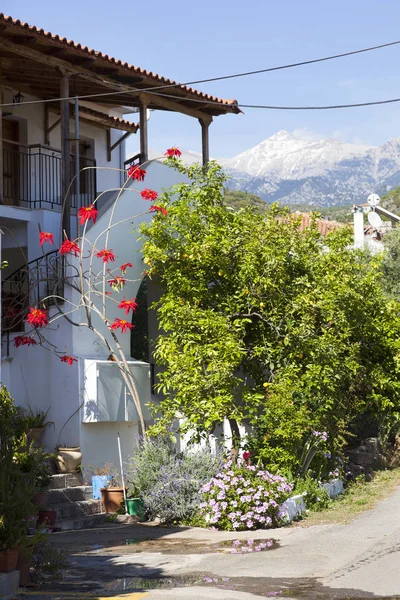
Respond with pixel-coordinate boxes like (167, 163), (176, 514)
(54, 513), (109, 531)
(47, 486), (94, 505)
(54, 499), (103, 520)
(47, 473), (84, 489)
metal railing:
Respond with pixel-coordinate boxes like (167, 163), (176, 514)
(2, 142), (96, 210)
(1, 250), (63, 333)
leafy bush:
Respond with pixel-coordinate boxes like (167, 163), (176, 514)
(293, 476), (331, 512)
(198, 461), (293, 531)
(32, 542), (69, 582)
(128, 437), (223, 524)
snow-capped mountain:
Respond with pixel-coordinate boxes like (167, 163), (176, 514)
(149, 131), (400, 206)
(219, 131), (400, 206)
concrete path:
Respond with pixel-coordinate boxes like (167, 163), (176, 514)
(16, 484), (400, 599)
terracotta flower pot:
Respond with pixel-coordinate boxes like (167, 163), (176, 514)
(100, 487), (126, 513)
(37, 510), (57, 531)
(17, 548), (33, 586)
(0, 549), (19, 573)
(25, 427), (45, 446)
(54, 447), (82, 473)
(32, 491), (48, 508)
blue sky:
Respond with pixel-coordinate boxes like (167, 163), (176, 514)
(4, 0), (400, 157)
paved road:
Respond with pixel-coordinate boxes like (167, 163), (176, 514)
(16, 484), (400, 599)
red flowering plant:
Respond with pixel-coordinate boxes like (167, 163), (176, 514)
(7, 148), (182, 437)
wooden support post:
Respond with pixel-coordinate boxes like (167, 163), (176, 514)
(60, 73), (70, 238)
(106, 129), (111, 162)
(44, 104), (49, 145)
(199, 118), (211, 167)
(139, 101), (148, 163)
(0, 87), (3, 204)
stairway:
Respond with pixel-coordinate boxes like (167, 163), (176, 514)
(46, 473), (108, 531)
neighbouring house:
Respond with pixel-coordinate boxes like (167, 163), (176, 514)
(353, 203), (399, 252)
(0, 13), (240, 469)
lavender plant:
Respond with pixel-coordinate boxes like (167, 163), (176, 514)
(128, 438), (223, 524)
(199, 461), (293, 531)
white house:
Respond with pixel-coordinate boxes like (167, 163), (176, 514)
(0, 14), (240, 470)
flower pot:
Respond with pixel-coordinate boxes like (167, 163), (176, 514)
(0, 549), (19, 573)
(100, 487), (126, 513)
(92, 475), (112, 500)
(25, 427), (45, 446)
(37, 510), (57, 531)
(54, 447), (82, 473)
(126, 498), (145, 520)
(32, 491), (48, 508)
(17, 548), (33, 586)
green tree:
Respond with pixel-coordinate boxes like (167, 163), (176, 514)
(141, 162), (400, 469)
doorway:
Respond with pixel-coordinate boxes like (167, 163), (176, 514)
(3, 119), (20, 206)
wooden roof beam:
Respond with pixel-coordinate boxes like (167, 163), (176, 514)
(0, 36), (215, 121)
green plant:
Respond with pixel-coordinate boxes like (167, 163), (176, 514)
(128, 437), (223, 524)
(23, 407), (54, 429)
(14, 443), (53, 492)
(0, 386), (37, 551)
(293, 476), (331, 512)
(141, 161), (400, 468)
(31, 542), (69, 583)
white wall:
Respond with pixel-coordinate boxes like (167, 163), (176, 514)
(3, 160), (187, 470)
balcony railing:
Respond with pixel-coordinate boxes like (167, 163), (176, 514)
(2, 250), (63, 334)
(3, 142), (96, 210)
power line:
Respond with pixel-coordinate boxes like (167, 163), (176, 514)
(1, 38), (400, 109)
(148, 90), (400, 111)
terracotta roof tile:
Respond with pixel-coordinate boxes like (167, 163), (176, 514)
(0, 14), (240, 111)
(292, 212), (343, 236)
(79, 106), (138, 133)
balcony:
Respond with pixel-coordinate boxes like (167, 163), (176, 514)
(3, 142), (96, 210)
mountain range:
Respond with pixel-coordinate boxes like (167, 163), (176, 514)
(157, 131), (400, 207)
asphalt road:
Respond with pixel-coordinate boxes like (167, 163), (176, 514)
(16, 484), (400, 600)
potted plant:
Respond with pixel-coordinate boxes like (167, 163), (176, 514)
(54, 445), (82, 473)
(100, 476), (126, 514)
(88, 463), (114, 500)
(23, 407), (54, 446)
(17, 527), (46, 587)
(126, 485), (145, 520)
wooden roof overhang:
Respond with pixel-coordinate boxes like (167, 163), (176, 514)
(0, 14), (241, 123)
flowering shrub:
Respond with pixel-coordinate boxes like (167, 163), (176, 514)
(199, 462), (293, 531)
(128, 437), (223, 524)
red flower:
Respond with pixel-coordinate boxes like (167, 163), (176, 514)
(118, 298), (138, 315)
(242, 451), (251, 461)
(59, 239), (81, 257)
(149, 205), (168, 216)
(26, 307), (49, 328)
(165, 147), (182, 158)
(78, 204), (98, 225)
(39, 232), (54, 247)
(14, 336), (37, 348)
(108, 276), (126, 292)
(128, 166), (146, 181)
(120, 262), (133, 275)
(60, 355), (77, 366)
(109, 318), (134, 333)
(96, 248), (116, 264)
(150, 204), (168, 217)
(140, 189), (158, 201)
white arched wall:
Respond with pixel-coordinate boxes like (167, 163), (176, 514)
(3, 160), (187, 473)
(74, 160), (187, 471)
